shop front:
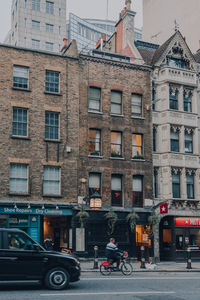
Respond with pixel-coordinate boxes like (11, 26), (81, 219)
(0, 204), (73, 251)
(160, 216), (200, 261)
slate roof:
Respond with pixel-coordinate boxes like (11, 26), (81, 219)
(151, 32), (176, 65)
(194, 50), (200, 63)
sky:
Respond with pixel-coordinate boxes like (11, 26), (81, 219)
(0, 0), (142, 42)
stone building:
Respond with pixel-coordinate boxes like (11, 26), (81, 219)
(137, 30), (200, 261)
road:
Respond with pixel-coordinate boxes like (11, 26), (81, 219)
(1, 272), (200, 300)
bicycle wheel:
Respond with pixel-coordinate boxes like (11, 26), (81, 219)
(121, 262), (133, 275)
(100, 265), (111, 276)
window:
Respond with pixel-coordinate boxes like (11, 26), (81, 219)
(154, 169), (158, 198)
(32, 20), (40, 30)
(24, 37), (26, 47)
(170, 129), (179, 152)
(111, 91), (122, 115)
(111, 175), (122, 206)
(185, 131), (193, 153)
(13, 66), (29, 89)
(45, 42), (54, 52)
(131, 94), (142, 116)
(24, 18), (27, 28)
(25, 0), (27, 8)
(46, 1), (54, 14)
(12, 107), (28, 137)
(186, 173), (194, 199)
(10, 164), (28, 194)
(46, 23), (54, 33)
(45, 111), (59, 140)
(32, 39), (40, 49)
(172, 172), (180, 198)
(59, 26), (61, 35)
(111, 131), (122, 157)
(167, 57), (189, 69)
(132, 134), (143, 158)
(153, 127), (156, 152)
(88, 87), (101, 112)
(7, 232), (35, 251)
(132, 175), (143, 207)
(152, 87), (156, 111)
(169, 88), (178, 110)
(15, 23), (17, 31)
(88, 129), (101, 156)
(43, 166), (60, 195)
(15, 0), (18, 11)
(59, 8), (61, 16)
(89, 173), (101, 197)
(32, 0), (40, 11)
(45, 70), (59, 93)
(184, 90), (192, 112)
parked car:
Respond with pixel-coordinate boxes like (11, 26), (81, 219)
(0, 228), (80, 290)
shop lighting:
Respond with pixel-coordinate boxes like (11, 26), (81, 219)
(14, 204), (17, 209)
(42, 205), (45, 209)
(27, 204), (31, 209)
(56, 205), (59, 210)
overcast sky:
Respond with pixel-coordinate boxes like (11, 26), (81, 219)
(0, 0), (142, 42)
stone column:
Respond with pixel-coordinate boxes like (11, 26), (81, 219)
(179, 86), (183, 111)
(153, 220), (160, 262)
(179, 125), (184, 153)
(181, 168), (187, 199)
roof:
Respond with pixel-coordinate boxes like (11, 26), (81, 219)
(151, 32), (176, 65)
(194, 50), (200, 63)
(135, 40), (159, 65)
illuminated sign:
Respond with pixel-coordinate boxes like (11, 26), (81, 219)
(175, 217), (200, 227)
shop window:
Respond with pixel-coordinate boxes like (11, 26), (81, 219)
(170, 128), (179, 152)
(12, 107), (28, 137)
(45, 111), (59, 140)
(10, 164), (28, 194)
(111, 175), (122, 207)
(111, 91), (122, 115)
(88, 129), (101, 156)
(13, 65), (29, 89)
(185, 131), (193, 153)
(43, 166), (60, 196)
(163, 229), (172, 248)
(183, 90), (192, 112)
(111, 131), (122, 157)
(89, 173), (101, 197)
(131, 94), (142, 116)
(132, 176), (143, 207)
(132, 134), (143, 159)
(186, 174), (194, 199)
(45, 70), (59, 93)
(88, 87), (101, 112)
(169, 88), (178, 110)
(172, 172), (180, 198)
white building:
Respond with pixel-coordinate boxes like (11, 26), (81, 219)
(5, 0), (66, 52)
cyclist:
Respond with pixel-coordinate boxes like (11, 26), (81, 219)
(105, 238), (121, 269)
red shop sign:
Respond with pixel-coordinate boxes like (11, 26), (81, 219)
(175, 217), (200, 227)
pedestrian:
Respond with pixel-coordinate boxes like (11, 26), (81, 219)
(44, 236), (53, 251)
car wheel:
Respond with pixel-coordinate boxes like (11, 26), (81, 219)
(44, 268), (70, 290)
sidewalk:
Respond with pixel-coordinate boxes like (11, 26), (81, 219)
(80, 259), (200, 272)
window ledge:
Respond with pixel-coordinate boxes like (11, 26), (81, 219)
(110, 157), (125, 160)
(88, 110), (103, 115)
(12, 87), (31, 92)
(44, 139), (61, 143)
(131, 158), (146, 162)
(110, 114), (124, 117)
(9, 193), (30, 196)
(43, 194), (62, 198)
(44, 91), (62, 96)
(131, 115), (145, 120)
(88, 155), (103, 159)
(11, 136), (31, 140)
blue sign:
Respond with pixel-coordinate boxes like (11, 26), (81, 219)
(0, 207), (72, 216)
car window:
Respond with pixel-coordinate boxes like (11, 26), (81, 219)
(7, 232), (35, 251)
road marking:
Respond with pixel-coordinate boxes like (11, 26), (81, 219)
(81, 276), (199, 281)
(40, 291), (175, 297)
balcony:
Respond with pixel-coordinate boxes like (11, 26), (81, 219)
(159, 67), (197, 86)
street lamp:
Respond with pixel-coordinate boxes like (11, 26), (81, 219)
(90, 191), (102, 209)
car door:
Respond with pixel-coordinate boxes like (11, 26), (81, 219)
(0, 231), (46, 280)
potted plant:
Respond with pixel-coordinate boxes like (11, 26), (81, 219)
(76, 205), (89, 228)
(104, 208), (118, 234)
(148, 209), (159, 236)
(111, 149), (121, 157)
(126, 209), (139, 232)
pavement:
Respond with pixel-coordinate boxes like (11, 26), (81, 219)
(80, 258), (200, 272)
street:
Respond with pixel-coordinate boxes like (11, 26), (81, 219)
(1, 272), (200, 300)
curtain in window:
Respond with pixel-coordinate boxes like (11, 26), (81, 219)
(43, 166), (60, 195)
(111, 91), (122, 114)
(89, 87), (101, 111)
(10, 164), (28, 193)
(89, 173), (100, 188)
(131, 94), (142, 115)
(111, 176), (122, 191)
(132, 176), (142, 192)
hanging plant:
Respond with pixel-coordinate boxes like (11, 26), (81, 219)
(148, 209), (159, 235)
(104, 209), (118, 235)
(76, 206), (89, 228)
(126, 209), (139, 232)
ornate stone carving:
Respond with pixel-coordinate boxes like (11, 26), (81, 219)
(171, 167), (182, 175)
(170, 125), (180, 132)
(185, 168), (196, 176)
(185, 127), (193, 134)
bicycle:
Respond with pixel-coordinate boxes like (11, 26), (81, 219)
(100, 251), (133, 276)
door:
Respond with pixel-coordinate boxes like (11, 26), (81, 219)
(0, 231), (46, 280)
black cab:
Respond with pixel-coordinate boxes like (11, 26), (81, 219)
(0, 228), (80, 290)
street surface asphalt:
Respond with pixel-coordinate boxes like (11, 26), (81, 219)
(1, 272), (200, 300)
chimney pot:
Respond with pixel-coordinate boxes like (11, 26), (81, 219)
(63, 38), (68, 47)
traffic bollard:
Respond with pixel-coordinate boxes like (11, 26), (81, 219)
(140, 245), (146, 269)
(186, 248), (192, 269)
(93, 245), (99, 269)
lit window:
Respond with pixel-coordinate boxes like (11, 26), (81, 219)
(111, 175), (122, 207)
(132, 176), (143, 207)
(46, 1), (54, 14)
(13, 66), (29, 89)
(88, 129), (101, 156)
(12, 107), (28, 137)
(89, 173), (101, 197)
(132, 134), (143, 158)
(46, 23), (54, 33)
(88, 87), (101, 112)
(32, 0), (40, 11)
(131, 94), (142, 116)
(32, 39), (40, 49)
(32, 20), (40, 30)
(43, 166), (60, 196)
(45, 70), (59, 93)
(111, 91), (122, 115)
(10, 164), (28, 194)
(45, 42), (54, 52)
(45, 111), (59, 140)
(111, 131), (122, 157)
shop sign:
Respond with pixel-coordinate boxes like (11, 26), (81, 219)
(175, 217), (200, 227)
(0, 207), (72, 216)
(9, 216), (29, 226)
